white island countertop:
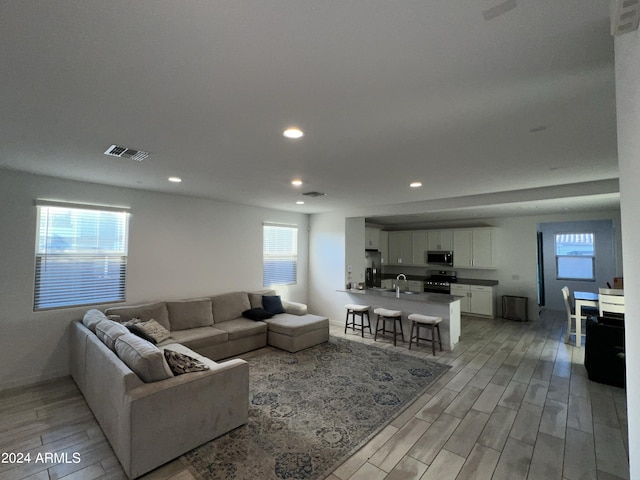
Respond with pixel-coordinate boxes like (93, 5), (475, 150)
(338, 287), (461, 304)
(338, 287), (462, 351)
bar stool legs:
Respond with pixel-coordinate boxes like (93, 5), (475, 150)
(344, 304), (372, 337)
(373, 308), (404, 346)
(408, 313), (443, 355)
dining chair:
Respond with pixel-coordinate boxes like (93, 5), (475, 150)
(599, 293), (625, 317)
(562, 286), (586, 345)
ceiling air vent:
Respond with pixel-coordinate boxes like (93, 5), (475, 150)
(302, 191), (327, 197)
(104, 144), (149, 162)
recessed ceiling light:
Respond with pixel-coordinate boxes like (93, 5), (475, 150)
(168, 176), (182, 183)
(410, 182), (422, 188)
(283, 128), (304, 139)
(296, 201), (305, 205)
(291, 179), (303, 187)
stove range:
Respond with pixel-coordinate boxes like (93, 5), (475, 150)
(424, 270), (457, 294)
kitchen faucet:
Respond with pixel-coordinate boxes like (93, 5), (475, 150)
(396, 273), (407, 298)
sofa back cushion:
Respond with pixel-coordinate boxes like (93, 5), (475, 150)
(95, 319), (130, 351)
(211, 292), (251, 323)
(167, 299), (214, 331)
(104, 302), (171, 331)
(83, 309), (108, 332)
(114, 333), (173, 382)
(248, 290), (276, 309)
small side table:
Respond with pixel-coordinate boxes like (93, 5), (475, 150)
(502, 295), (528, 322)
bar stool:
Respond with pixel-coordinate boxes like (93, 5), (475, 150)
(373, 308), (404, 346)
(408, 313), (443, 355)
(344, 304), (372, 337)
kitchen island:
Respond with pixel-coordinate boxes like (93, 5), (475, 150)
(339, 288), (461, 351)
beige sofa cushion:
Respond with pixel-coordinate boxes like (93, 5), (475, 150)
(83, 309), (107, 332)
(95, 319), (129, 350)
(166, 299), (214, 330)
(248, 290), (276, 309)
(114, 333), (173, 383)
(167, 326), (229, 350)
(265, 313), (329, 337)
(211, 292), (251, 323)
(105, 302), (171, 331)
(213, 318), (268, 341)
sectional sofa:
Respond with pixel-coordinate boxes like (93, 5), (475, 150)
(70, 290), (329, 478)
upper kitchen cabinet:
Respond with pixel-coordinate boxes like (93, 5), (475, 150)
(411, 231), (428, 265)
(365, 226), (381, 250)
(379, 231), (388, 264)
(387, 231), (413, 265)
(453, 228), (495, 269)
(427, 230), (453, 251)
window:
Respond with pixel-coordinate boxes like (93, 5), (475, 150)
(555, 232), (595, 281)
(34, 202), (130, 311)
(263, 223), (298, 286)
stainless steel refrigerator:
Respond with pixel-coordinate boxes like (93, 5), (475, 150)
(365, 250), (382, 287)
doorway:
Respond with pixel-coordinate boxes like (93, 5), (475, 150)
(537, 220), (617, 311)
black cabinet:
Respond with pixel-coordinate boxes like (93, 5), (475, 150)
(584, 316), (625, 388)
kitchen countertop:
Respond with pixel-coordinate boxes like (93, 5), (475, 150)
(380, 275), (499, 287)
(455, 278), (499, 286)
(338, 288), (461, 304)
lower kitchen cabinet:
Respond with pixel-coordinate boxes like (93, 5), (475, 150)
(450, 284), (494, 317)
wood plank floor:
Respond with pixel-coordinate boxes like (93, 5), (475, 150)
(0, 310), (629, 480)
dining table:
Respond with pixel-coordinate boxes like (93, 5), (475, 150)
(573, 291), (599, 347)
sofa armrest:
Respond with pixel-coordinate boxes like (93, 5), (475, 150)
(282, 300), (308, 316)
(124, 358), (249, 478)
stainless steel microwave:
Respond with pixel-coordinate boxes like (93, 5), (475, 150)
(426, 250), (453, 266)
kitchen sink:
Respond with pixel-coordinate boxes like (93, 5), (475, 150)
(385, 289), (418, 295)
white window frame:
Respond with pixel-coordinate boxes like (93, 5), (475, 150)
(554, 232), (595, 281)
(34, 200), (130, 311)
(263, 223), (298, 287)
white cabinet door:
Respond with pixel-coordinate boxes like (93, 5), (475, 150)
(427, 230), (453, 251)
(453, 230), (473, 267)
(453, 228), (494, 269)
(412, 231), (428, 265)
(365, 227), (380, 250)
(470, 285), (494, 316)
(472, 229), (493, 268)
(388, 231), (413, 265)
(407, 280), (424, 293)
(379, 231), (388, 265)
(450, 284), (470, 312)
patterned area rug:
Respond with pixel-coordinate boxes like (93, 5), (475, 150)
(182, 336), (450, 480)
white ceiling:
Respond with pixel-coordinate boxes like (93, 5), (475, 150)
(1, 1), (619, 222)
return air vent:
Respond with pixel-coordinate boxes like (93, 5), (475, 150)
(104, 145), (149, 162)
(302, 191), (327, 197)
(611, 0), (640, 35)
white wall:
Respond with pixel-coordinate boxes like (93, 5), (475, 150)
(0, 169), (309, 389)
(615, 30), (640, 479)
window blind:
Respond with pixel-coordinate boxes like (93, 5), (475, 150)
(34, 205), (129, 311)
(263, 224), (298, 286)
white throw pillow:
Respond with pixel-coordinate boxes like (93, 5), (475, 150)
(115, 333), (174, 382)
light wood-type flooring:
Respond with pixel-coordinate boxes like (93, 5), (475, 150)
(0, 310), (629, 480)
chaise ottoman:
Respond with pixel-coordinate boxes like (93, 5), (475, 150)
(265, 313), (329, 353)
